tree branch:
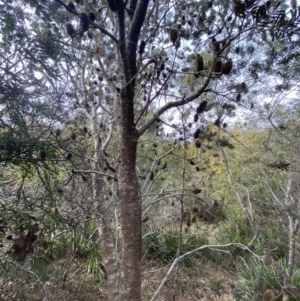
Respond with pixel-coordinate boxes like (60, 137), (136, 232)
(138, 75), (212, 136)
(127, 0), (150, 77)
(150, 242), (258, 301)
(90, 23), (118, 44)
(54, 0), (118, 44)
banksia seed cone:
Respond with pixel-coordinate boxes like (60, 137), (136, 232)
(94, 44), (101, 54)
(222, 60), (233, 75)
(66, 23), (76, 38)
(194, 139), (201, 148)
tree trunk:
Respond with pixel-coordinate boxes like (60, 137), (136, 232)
(91, 123), (120, 301)
(118, 93), (141, 300)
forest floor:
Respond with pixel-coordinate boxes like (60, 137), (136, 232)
(0, 257), (237, 301)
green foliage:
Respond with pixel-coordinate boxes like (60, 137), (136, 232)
(31, 259), (50, 283)
(214, 208), (251, 248)
(42, 232), (106, 283)
(85, 247), (106, 284)
(144, 228), (210, 266)
(1, 0), (300, 299)
(234, 256), (300, 301)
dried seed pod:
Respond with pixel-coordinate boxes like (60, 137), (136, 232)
(195, 54), (204, 77)
(292, 0), (297, 9)
(211, 38), (220, 53)
(67, 1), (76, 11)
(192, 188), (201, 194)
(66, 153), (72, 160)
(213, 60), (223, 73)
(51, 206), (60, 215)
(262, 253), (274, 265)
(191, 215), (197, 223)
(89, 12), (96, 21)
(40, 150), (46, 160)
(194, 113), (199, 122)
(196, 100), (207, 114)
(107, 0), (117, 12)
(189, 159), (196, 166)
(57, 187), (63, 194)
(55, 129), (61, 136)
(94, 45), (101, 54)
(194, 139), (201, 148)
(263, 289), (275, 301)
(169, 28), (178, 45)
(149, 171), (154, 180)
(236, 93), (241, 102)
(138, 40), (146, 55)
(235, 47), (240, 54)
(83, 127), (88, 134)
(222, 60), (233, 75)
(257, 277), (265, 292)
(80, 12), (89, 32)
(142, 216), (149, 223)
(195, 166), (200, 171)
(66, 23), (76, 38)
(153, 143), (157, 148)
(194, 128), (201, 139)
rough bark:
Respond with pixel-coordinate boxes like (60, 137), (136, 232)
(91, 121), (120, 301)
(115, 0), (150, 299)
(118, 91), (141, 300)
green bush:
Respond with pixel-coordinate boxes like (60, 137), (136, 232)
(214, 217), (252, 249)
(143, 228), (210, 266)
(40, 233), (106, 283)
(234, 256), (300, 301)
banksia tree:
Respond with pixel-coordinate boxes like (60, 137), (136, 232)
(3, 0), (300, 300)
